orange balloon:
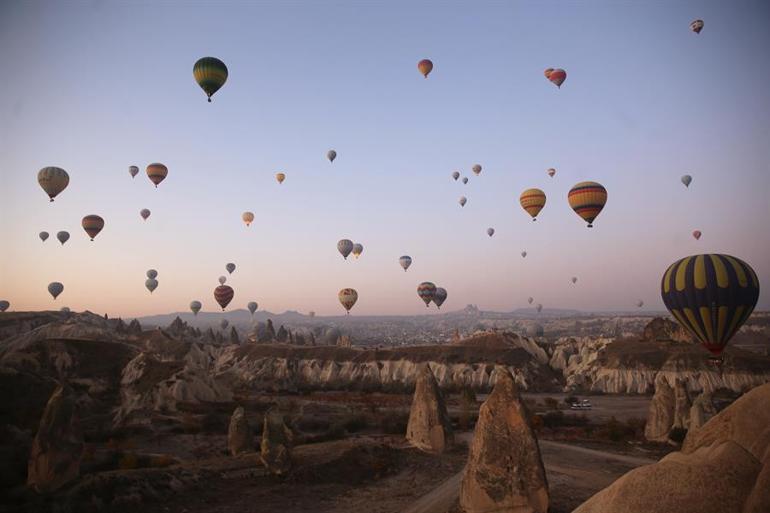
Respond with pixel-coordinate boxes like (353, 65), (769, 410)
(417, 59), (433, 78)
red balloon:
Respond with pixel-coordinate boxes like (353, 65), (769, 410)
(214, 285), (234, 311)
(548, 68), (566, 88)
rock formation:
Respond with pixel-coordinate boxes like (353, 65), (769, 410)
(689, 391), (717, 434)
(227, 406), (251, 456)
(405, 364), (453, 453)
(276, 325), (288, 342)
(643, 317), (694, 343)
(336, 335), (352, 348)
(574, 383), (770, 513)
(459, 367), (549, 513)
(27, 385), (84, 493)
(127, 319), (142, 334)
(645, 373), (676, 441)
(672, 378), (691, 430)
(229, 326), (240, 345)
(260, 409), (292, 475)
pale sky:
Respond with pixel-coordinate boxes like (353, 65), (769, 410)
(1, 0), (769, 317)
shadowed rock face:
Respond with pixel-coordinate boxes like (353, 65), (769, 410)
(645, 373), (675, 442)
(27, 385), (83, 493)
(260, 409), (292, 475)
(228, 406), (251, 456)
(460, 367), (549, 513)
(689, 392), (717, 434)
(405, 364), (453, 454)
(574, 383), (770, 513)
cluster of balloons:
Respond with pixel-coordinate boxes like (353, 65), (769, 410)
(337, 239), (364, 260)
(39, 231), (70, 245)
(417, 282), (448, 309)
(145, 269), (159, 293)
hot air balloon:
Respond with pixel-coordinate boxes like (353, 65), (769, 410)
(57, 231), (70, 245)
(214, 285), (234, 310)
(520, 188), (546, 221)
(242, 211), (255, 226)
(433, 287), (447, 309)
(693, 230), (702, 240)
(536, 303), (543, 313)
(547, 168), (556, 178)
(248, 301), (258, 315)
(337, 239), (354, 260)
(48, 282), (64, 300)
(459, 196), (467, 207)
(338, 288), (358, 314)
(352, 243), (363, 259)
(146, 269), (158, 279)
(547, 68), (567, 88)
(417, 59), (433, 78)
(690, 19), (704, 34)
(327, 150), (337, 163)
(681, 175), (692, 188)
(0, 300), (9, 312)
(193, 57), (228, 102)
(38, 167), (69, 202)
(544, 68), (554, 79)
(487, 228), (495, 237)
(637, 300), (644, 308)
(399, 255), (412, 272)
(472, 164), (482, 176)
(81, 215), (105, 241)
(417, 282), (437, 307)
(661, 254), (759, 357)
(60, 306), (70, 313)
(521, 251), (527, 258)
(39, 231), (49, 242)
(462, 177), (468, 184)
(190, 300), (202, 316)
(275, 172), (286, 184)
(226, 263), (236, 274)
(528, 297), (534, 304)
(145, 278), (158, 293)
(129, 166), (139, 178)
(451, 171), (460, 181)
(220, 319), (229, 330)
(568, 181), (607, 228)
(218, 276), (227, 285)
(571, 276), (578, 284)
(146, 163), (168, 188)
(140, 209), (151, 221)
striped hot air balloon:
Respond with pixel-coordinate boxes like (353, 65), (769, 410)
(690, 19), (704, 34)
(81, 215), (105, 241)
(338, 239), (354, 259)
(520, 188), (546, 221)
(399, 255), (412, 272)
(661, 254), (759, 356)
(37, 167), (70, 202)
(338, 288), (358, 314)
(146, 163), (168, 188)
(568, 181), (607, 228)
(547, 68), (566, 88)
(417, 59), (433, 78)
(193, 57), (228, 102)
(214, 285), (234, 311)
(417, 282), (436, 307)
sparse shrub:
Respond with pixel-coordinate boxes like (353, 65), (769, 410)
(668, 427), (688, 444)
(544, 397), (559, 410)
(149, 454), (176, 468)
(604, 416), (625, 442)
(380, 412), (409, 434)
(342, 414), (369, 433)
(118, 453), (139, 470)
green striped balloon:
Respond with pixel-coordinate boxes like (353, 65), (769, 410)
(193, 57), (228, 102)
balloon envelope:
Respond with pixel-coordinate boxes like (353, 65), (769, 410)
(0, 300), (10, 312)
(451, 171), (460, 181)
(140, 209), (151, 220)
(193, 57), (228, 102)
(693, 230), (702, 240)
(352, 243), (363, 259)
(218, 276), (227, 285)
(417, 59), (433, 78)
(417, 282), (437, 307)
(337, 239), (354, 259)
(214, 285), (234, 310)
(487, 228), (495, 237)
(536, 303), (543, 313)
(547, 168), (556, 177)
(681, 175), (692, 188)
(48, 282), (64, 299)
(472, 164), (482, 175)
(690, 19), (704, 34)
(399, 255), (412, 271)
(129, 165), (139, 178)
(56, 231), (70, 245)
(521, 251), (527, 258)
(520, 188), (546, 220)
(190, 301), (202, 316)
(459, 196), (467, 207)
(81, 215), (105, 240)
(338, 288), (358, 313)
(145, 278), (158, 293)
(38, 167), (69, 201)
(661, 254), (759, 356)
(571, 277), (578, 284)
(146, 163), (168, 187)
(248, 302), (258, 315)
(568, 181), (607, 227)
(39, 231), (49, 242)
(327, 150), (337, 163)
(462, 177), (468, 184)
(433, 287), (447, 309)
(548, 68), (566, 88)
(146, 269), (158, 279)
(528, 297), (534, 304)
(275, 172), (286, 184)
(242, 211), (255, 226)
(226, 263), (236, 274)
